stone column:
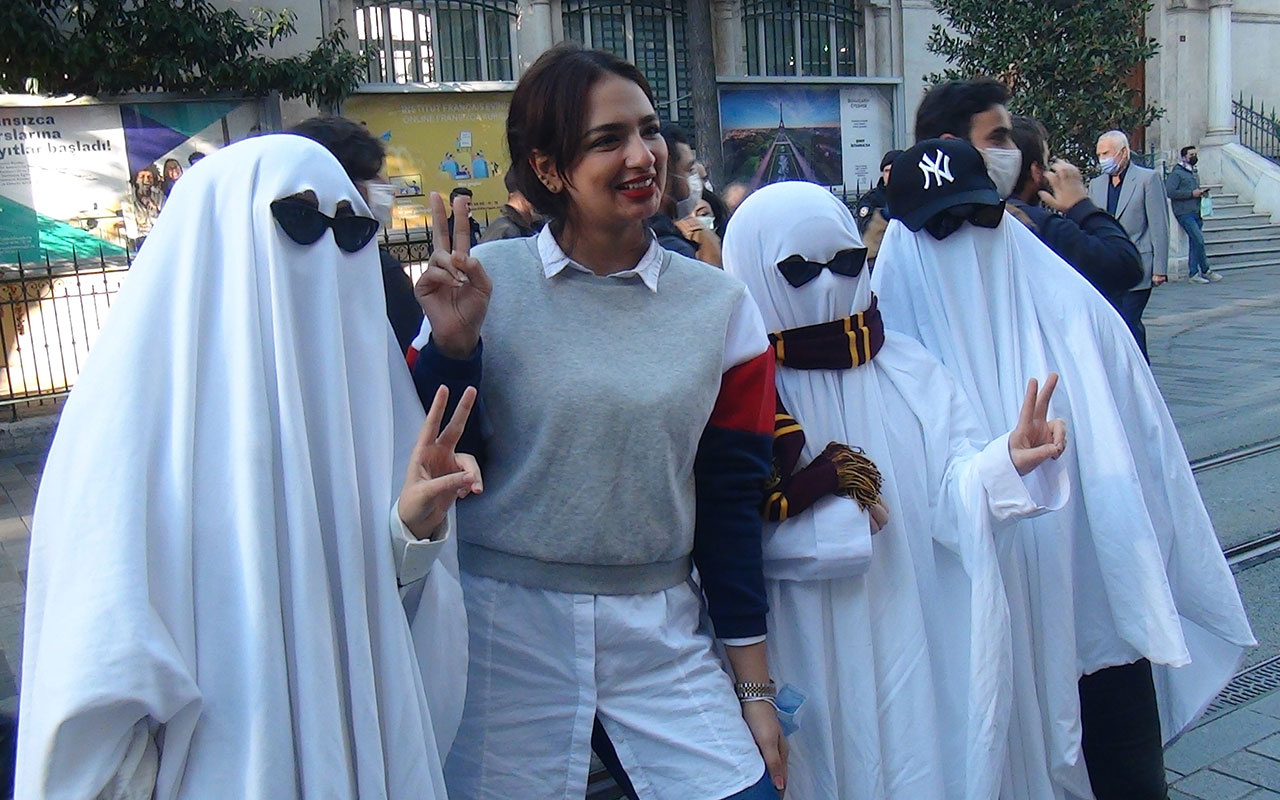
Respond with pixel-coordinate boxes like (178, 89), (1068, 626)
(869, 0), (894, 77)
(712, 0), (745, 77)
(1198, 0), (1235, 186)
(516, 0), (554, 75)
(1206, 0), (1234, 140)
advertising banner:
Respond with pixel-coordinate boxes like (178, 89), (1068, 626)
(0, 105), (130, 263)
(719, 81), (896, 195)
(0, 99), (264, 264)
(838, 85), (895, 191)
(343, 91), (513, 231)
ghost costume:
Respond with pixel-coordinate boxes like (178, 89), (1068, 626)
(722, 182), (1067, 800)
(16, 135), (466, 800)
(872, 211), (1254, 799)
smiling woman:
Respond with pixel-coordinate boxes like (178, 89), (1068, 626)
(409, 42), (789, 800)
(502, 47), (666, 273)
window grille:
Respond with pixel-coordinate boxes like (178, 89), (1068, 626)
(744, 0), (860, 78)
(354, 0), (517, 84)
(561, 0), (693, 126)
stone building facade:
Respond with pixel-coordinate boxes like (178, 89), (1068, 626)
(220, 0), (1277, 181)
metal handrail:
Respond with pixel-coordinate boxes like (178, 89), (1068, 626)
(1233, 94), (1280, 165)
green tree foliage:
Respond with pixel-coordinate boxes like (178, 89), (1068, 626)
(927, 0), (1162, 167)
(0, 0), (367, 108)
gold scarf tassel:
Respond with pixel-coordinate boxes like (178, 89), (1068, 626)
(821, 442), (883, 510)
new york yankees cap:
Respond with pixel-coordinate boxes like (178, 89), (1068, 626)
(887, 138), (1002, 234)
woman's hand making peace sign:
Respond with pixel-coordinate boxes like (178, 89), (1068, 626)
(414, 192), (493, 359)
(1008, 373), (1069, 477)
(398, 385), (484, 540)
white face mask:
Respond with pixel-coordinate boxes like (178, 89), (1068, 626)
(364, 181), (395, 226)
(980, 146), (1022, 199)
(687, 173), (704, 197)
(696, 214), (715, 231)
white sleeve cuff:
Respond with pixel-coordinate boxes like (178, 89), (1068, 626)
(977, 432), (1070, 523)
(721, 635), (767, 647)
(390, 502), (449, 587)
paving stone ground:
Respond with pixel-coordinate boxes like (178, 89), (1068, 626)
(1166, 693), (1280, 798)
(0, 266), (1277, 794)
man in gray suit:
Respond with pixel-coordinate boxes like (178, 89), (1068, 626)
(1089, 130), (1170, 361)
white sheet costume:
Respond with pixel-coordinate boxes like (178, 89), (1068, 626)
(872, 212), (1255, 799)
(16, 135), (466, 800)
(722, 182), (1067, 800)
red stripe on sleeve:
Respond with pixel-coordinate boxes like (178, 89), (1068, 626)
(406, 345), (420, 371)
(709, 351), (775, 435)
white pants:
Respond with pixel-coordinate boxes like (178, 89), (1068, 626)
(444, 572), (766, 800)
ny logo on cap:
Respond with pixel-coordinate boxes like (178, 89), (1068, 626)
(919, 150), (954, 190)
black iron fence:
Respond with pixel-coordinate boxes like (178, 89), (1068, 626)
(380, 221), (435, 281)
(0, 250), (131, 412)
(1234, 94), (1280, 165)
(0, 229), (441, 414)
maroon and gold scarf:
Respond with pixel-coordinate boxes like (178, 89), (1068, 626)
(767, 295), (885, 370)
(763, 297), (886, 522)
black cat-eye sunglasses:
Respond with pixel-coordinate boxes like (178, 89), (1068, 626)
(270, 197), (380, 253)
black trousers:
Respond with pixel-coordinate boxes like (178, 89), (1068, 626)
(1078, 659), (1169, 800)
(1120, 288), (1152, 362)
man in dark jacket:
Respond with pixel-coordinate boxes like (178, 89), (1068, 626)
(853, 149), (902, 266)
(480, 170), (542, 242)
(647, 124), (699, 259)
(448, 186), (482, 250)
(1008, 116), (1142, 310)
(644, 124), (723, 266)
(1166, 146), (1219, 283)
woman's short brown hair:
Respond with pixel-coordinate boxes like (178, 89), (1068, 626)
(506, 43), (657, 226)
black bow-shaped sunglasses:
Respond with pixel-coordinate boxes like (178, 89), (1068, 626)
(776, 248), (868, 288)
(270, 197), (380, 253)
(923, 202), (1005, 241)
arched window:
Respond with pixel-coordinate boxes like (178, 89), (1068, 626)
(355, 0), (518, 83)
(744, 0), (861, 77)
(561, 0), (693, 125)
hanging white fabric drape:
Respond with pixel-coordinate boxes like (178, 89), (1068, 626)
(723, 182), (1066, 800)
(16, 134), (465, 800)
(872, 214), (1254, 799)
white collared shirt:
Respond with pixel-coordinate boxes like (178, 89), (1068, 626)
(536, 223), (665, 293)
(391, 502), (450, 587)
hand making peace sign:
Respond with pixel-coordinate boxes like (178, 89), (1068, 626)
(1008, 373), (1069, 477)
(397, 385), (484, 540)
(414, 191), (493, 359)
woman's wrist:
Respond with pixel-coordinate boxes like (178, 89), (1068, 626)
(723, 640), (772, 685)
(735, 679), (778, 708)
(432, 332), (479, 361)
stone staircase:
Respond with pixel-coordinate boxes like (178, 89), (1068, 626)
(1200, 185), (1280, 271)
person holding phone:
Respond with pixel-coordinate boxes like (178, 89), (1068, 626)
(1166, 145), (1220, 284)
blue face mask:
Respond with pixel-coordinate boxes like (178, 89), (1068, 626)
(1098, 151), (1125, 175)
(774, 683), (807, 737)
